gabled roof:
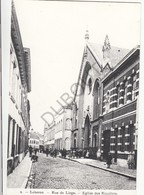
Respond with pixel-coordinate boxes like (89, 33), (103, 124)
(102, 45), (140, 83)
(30, 132), (40, 140)
(87, 42), (130, 68)
(73, 36), (132, 102)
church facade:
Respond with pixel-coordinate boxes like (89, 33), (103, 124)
(71, 32), (139, 167)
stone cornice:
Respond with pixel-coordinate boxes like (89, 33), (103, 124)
(11, 2), (31, 92)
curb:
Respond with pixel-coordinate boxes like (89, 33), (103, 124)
(65, 157), (136, 181)
(20, 160), (32, 188)
(85, 163), (136, 181)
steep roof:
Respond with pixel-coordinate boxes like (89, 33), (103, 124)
(102, 45), (140, 82)
(11, 2), (31, 93)
(87, 42), (130, 68)
(36, 132), (44, 139)
(30, 132), (40, 140)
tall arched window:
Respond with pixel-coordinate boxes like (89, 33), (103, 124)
(65, 137), (70, 150)
(66, 118), (71, 130)
(84, 115), (91, 148)
(93, 80), (100, 119)
(74, 133), (77, 148)
(88, 78), (92, 94)
(93, 132), (98, 148)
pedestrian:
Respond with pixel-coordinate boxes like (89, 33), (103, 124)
(86, 150), (89, 158)
(63, 149), (67, 158)
(127, 152), (135, 169)
(34, 148), (38, 155)
(83, 149), (87, 158)
(68, 150), (72, 158)
(106, 152), (112, 168)
(29, 145), (33, 157)
(54, 149), (57, 158)
(46, 148), (49, 157)
(75, 149), (79, 158)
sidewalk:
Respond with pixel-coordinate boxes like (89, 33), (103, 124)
(66, 157), (136, 180)
(7, 154), (32, 188)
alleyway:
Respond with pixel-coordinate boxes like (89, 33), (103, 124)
(28, 153), (136, 190)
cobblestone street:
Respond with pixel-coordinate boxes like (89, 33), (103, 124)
(28, 153), (136, 190)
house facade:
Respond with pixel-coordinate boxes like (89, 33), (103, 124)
(101, 45), (139, 166)
(44, 106), (72, 151)
(29, 131), (40, 150)
(7, 2), (31, 175)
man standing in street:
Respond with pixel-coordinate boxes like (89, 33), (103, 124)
(106, 152), (113, 168)
(46, 148), (49, 157)
(29, 145), (33, 157)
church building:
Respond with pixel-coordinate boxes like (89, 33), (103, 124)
(71, 31), (139, 167)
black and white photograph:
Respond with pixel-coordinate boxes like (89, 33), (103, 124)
(3, 0), (142, 194)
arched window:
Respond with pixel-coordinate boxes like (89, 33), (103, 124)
(84, 115), (91, 148)
(94, 133), (98, 147)
(88, 78), (92, 94)
(66, 118), (71, 130)
(93, 80), (100, 119)
(74, 133), (77, 148)
(65, 137), (70, 150)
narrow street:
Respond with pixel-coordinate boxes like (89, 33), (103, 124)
(28, 153), (136, 190)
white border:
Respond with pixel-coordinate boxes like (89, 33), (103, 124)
(1, 0), (144, 195)
(2, 0), (11, 195)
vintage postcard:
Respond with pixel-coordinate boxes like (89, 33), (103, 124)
(1, 0), (144, 195)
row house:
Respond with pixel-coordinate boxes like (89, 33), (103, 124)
(71, 32), (139, 167)
(28, 130), (44, 150)
(44, 123), (55, 150)
(7, 2), (31, 175)
(44, 106), (72, 151)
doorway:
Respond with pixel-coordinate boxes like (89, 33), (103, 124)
(103, 130), (110, 160)
(84, 115), (91, 148)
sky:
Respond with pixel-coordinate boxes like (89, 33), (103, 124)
(14, 0), (141, 135)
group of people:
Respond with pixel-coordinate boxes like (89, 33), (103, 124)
(30, 145), (135, 170)
(105, 152), (136, 169)
(29, 145), (39, 157)
(60, 148), (67, 158)
(28, 145), (39, 162)
(68, 149), (87, 158)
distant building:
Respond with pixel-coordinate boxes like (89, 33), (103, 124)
(29, 132), (40, 149)
(36, 132), (44, 151)
(72, 32), (139, 167)
(44, 123), (55, 150)
(44, 105), (72, 151)
(7, 2), (31, 175)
